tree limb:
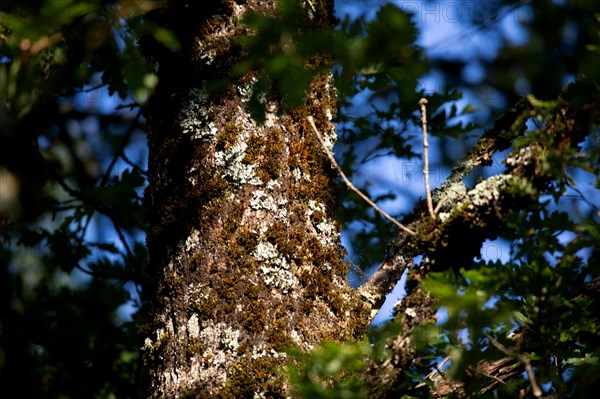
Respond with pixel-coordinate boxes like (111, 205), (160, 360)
(358, 95), (535, 316)
(364, 81), (599, 397)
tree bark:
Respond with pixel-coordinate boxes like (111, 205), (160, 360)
(139, 1), (599, 397)
(141, 1), (368, 397)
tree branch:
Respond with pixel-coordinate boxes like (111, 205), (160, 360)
(419, 98), (435, 219)
(307, 116), (416, 236)
(358, 95), (535, 317)
(365, 81), (599, 397)
(486, 334), (542, 397)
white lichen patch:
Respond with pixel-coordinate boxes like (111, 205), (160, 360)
(331, 274), (344, 288)
(187, 314), (200, 339)
(215, 140), (262, 186)
(292, 167), (311, 181)
(195, 38), (215, 65)
(237, 77), (257, 103)
(250, 344), (288, 360)
(236, 75), (268, 109)
(163, 369), (181, 389)
(180, 86), (218, 140)
(156, 327), (167, 342)
(438, 212), (451, 223)
(184, 229), (201, 253)
(199, 322), (240, 368)
(467, 174), (512, 209)
(251, 345), (268, 360)
(316, 218), (339, 247)
(322, 128), (337, 152)
(250, 190), (275, 211)
(321, 76), (338, 151)
(307, 199), (326, 216)
(265, 179), (280, 190)
(306, 200), (339, 247)
(222, 328), (241, 351)
(141, 327), (167, 353)
(253, 241), (295, 292)
(505, 146), (534, 167)
(264, 110), (280, 128)
(188, 282), (209, 300)
(250, 187), (288, 219)
(290, 329), (303, 346)
(188, 166), (198, 186)
(142, 337), (154, 352)
(193, 322), (242, 388)
(434, 181), (467, 213)
(253, 241), (282, 262)
(325, 108), (332, 121)
(199, 322), (241, 353)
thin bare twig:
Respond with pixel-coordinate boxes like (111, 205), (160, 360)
(419, 98), (435, 219)
(416, 356), (451, 388)
(486, 334), (542, 397)
(433, 196), (448, 214)
(478, 370), (508, 385)
(307, 116), (415, 236)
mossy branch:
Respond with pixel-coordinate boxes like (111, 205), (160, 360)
(364, 81), (598, 396)
(358, 83), (594, 322)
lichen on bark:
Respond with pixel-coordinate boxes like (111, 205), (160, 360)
(141, 1), (368, 397)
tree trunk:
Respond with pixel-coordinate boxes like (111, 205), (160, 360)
(141, 1), (368, 397)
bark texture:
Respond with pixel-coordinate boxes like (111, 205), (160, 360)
(141, 1), (368, 397)
(139, 1), (599, 397)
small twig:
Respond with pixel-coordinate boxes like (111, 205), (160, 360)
(416, 356), (451, 388)
(521, 356), (543, 398)
(435, 356), (451, 371)
(99, 109), (143, 187)
(307, 116), (415, 236)
(478, 370), (508, 385)
(115, 102), (140, 110)
(564, 177), (599, 211)
(486, 334), (542, 397)
(419, 98), (435, 219)
(79, 109), (143, 241)
(433, 196), (449, 214)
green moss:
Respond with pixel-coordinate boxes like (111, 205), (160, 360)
(189, 291), (217, 322)
(260, 130), (284, 180)
(245, 129), (284, 182)
(237, 230), (260, 252)
(269, 317), (292, 349)
(162, 272), (182, 293)
(219, 357), (288, 399)
(148, 138), (228, 249)
(265, 222), (301, 259)
(187, 337), (201, 354)
(219, 201), (246, 238)
(216, 123), (240, 149)
(241, 292), (267, 333)
(219, 274), (239, 298)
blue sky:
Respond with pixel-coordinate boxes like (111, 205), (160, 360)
(335, 0), (599, 325)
